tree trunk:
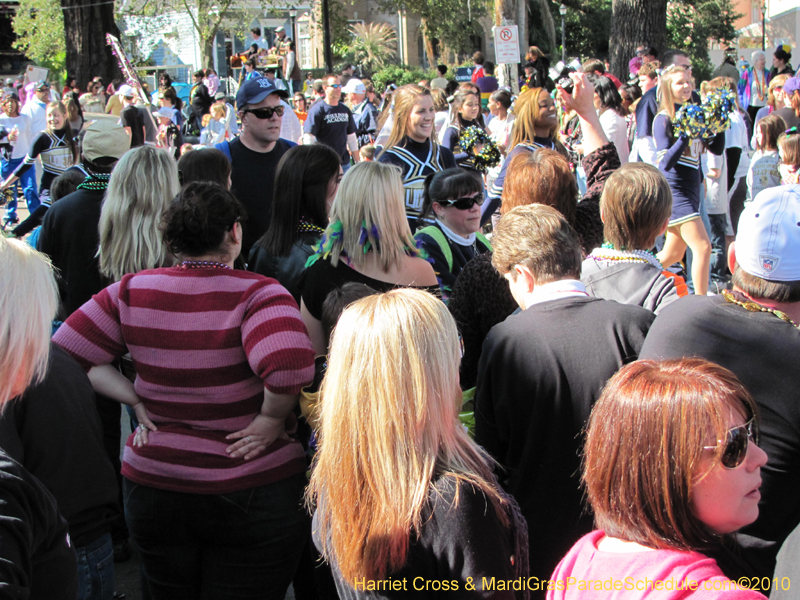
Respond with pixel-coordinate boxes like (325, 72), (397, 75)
(420, 19), (436, 69)
(61, 0), (121, 89)
(203, 34), (216, 71)
(608, 0), (667, 80)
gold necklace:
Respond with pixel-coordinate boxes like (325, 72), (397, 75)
(722, 290), (799, 329)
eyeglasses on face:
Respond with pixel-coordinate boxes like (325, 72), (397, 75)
(703, 418), (758, 469)
(326, 83), (341, 89)
(438, 194), (484, 210)
(244, 105), (284, 119)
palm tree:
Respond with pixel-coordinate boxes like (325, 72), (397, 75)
(347, 22), (398, 71)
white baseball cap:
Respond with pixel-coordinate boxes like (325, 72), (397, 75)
(342, 79), (366, 94)
(118, 84), (135, 98)
(735, 185), (800, 281)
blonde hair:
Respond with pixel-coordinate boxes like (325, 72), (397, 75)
(0, 237), (59, 405)
(509, 87), (557, 151)
(210, 103), (225, 119)
(380, 84), (436, 153)
(768, 74), (790, 108)
(307, 288), (511, 581)
(324, 161), (418, 272)
(98, 146), (180, 281)
(658, 67), (694, 119)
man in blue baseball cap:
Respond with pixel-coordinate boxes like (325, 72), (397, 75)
(218, 76), (294, 255)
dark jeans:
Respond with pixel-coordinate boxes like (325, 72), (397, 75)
(124, 473), (308, 600)
(709, 212), (729, 283)
(76, 532), (114, 600)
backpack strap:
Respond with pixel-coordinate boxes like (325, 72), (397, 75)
(476, 231), (493, 252)
(416, 225), (452, 272)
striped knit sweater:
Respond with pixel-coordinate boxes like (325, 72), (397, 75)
(52, 267), (316, 494)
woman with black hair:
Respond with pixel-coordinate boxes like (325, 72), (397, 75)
(589, 74), (629, 163)
(248, 144), (343, 303)
(413, 168), (492, 300)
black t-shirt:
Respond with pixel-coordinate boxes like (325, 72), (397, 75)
(0, 345), (120, 548)
(313, 477), (521, 599)
(475, 296), (654, 589)
(226, 137), (296, 256)
(640, 293), (800, 579)
(298, 256), (440, 320)
(120, 104), (145, 147)
(0, 448), (78, 600)
(37, 186), (107, 321)
(303, 101), (356, 165)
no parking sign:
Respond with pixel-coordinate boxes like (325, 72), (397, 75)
(493, 25), (520, 64)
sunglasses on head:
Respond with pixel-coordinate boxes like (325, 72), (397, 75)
(438, 194), (484, 210)
(703, 418), (758, 469)
(244, 105), (284, 119)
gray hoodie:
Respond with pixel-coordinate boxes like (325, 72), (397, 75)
(581, 260), (685, 314)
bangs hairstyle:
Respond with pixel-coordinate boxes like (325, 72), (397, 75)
(755, 114), (786, 151)
(600, 163), (672, 251)
(509, 87), (559, 151)
(768, 74), (790, 108)
(501, 149), (577, 223)
(587, 75), (625, 116)
(419, 167), (482, 224)
(258, 144), (341, 256)
(492, 204), (582, 282)
(584, 359), (759, 553)
(0, 237), (59, 405)
(657, 68), (694, 120)
(98, 146), (181, 281)
(162, 181), (246, 257)
(177, 148), (232, 188)
(307, 288), (511, 581)
(778, 130), (800, 168)
(324, 161), (418, 272)
(379, 84), (434, 153)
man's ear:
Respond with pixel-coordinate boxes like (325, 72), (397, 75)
(728, 241), (737, 275)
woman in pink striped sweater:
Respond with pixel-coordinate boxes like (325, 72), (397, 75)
(53, 182), (316, 600)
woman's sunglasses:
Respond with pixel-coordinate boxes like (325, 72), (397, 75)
(703, 419), (758, 469)
(243, 105), (284, 119)
(439, 194), (484, 210)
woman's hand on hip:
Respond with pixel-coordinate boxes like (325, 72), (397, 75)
(225, 414), (290, 460)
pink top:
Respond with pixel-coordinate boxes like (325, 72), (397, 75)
(547, 531), (767, 599)
(53, 267), (315, 494)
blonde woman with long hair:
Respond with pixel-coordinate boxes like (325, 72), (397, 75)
(377, 84), (457, 229)
(653, 66), (725, 296)
(0, 236), (78, 598)
(299, 161), (438, 353)
(308, 288), (529, 597)
(97, 145), (180, 282)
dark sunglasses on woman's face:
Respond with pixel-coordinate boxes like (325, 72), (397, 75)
(703, 419), (758, 469)
(439, 194), (484, 210)
(244, 105), (285, 119)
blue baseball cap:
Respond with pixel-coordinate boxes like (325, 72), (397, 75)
(236, 77), (288, 109)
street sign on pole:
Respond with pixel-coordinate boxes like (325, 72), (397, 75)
(493, 25), (520, 65)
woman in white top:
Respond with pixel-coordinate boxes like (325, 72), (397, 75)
(486, 89), (515, 190)
(589, 74), (629, 164)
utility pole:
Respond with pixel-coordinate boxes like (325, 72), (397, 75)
(322, 0), (334, 72)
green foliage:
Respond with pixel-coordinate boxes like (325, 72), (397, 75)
(666, 0), (741, 83)
(328, 0), (354, 58)
(12, 0), (66, 80)
(371, 64), (437, 89)
(336, 22), (397, 72)
(376, 0), (488, 62)
(538, 0), (611, 61)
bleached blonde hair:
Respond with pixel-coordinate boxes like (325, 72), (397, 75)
(0, 237), (59, 405)
(98, 146), (180, 281)
(307, 288), (511, 581)
(324, 161), (418, 272)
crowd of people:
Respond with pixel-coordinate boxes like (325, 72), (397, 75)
(1, 38), (800, 600)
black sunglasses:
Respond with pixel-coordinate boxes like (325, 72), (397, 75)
(244, 105), (284, 119)
(704, 419), (758, 469)
(438, 194), (484, 210)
